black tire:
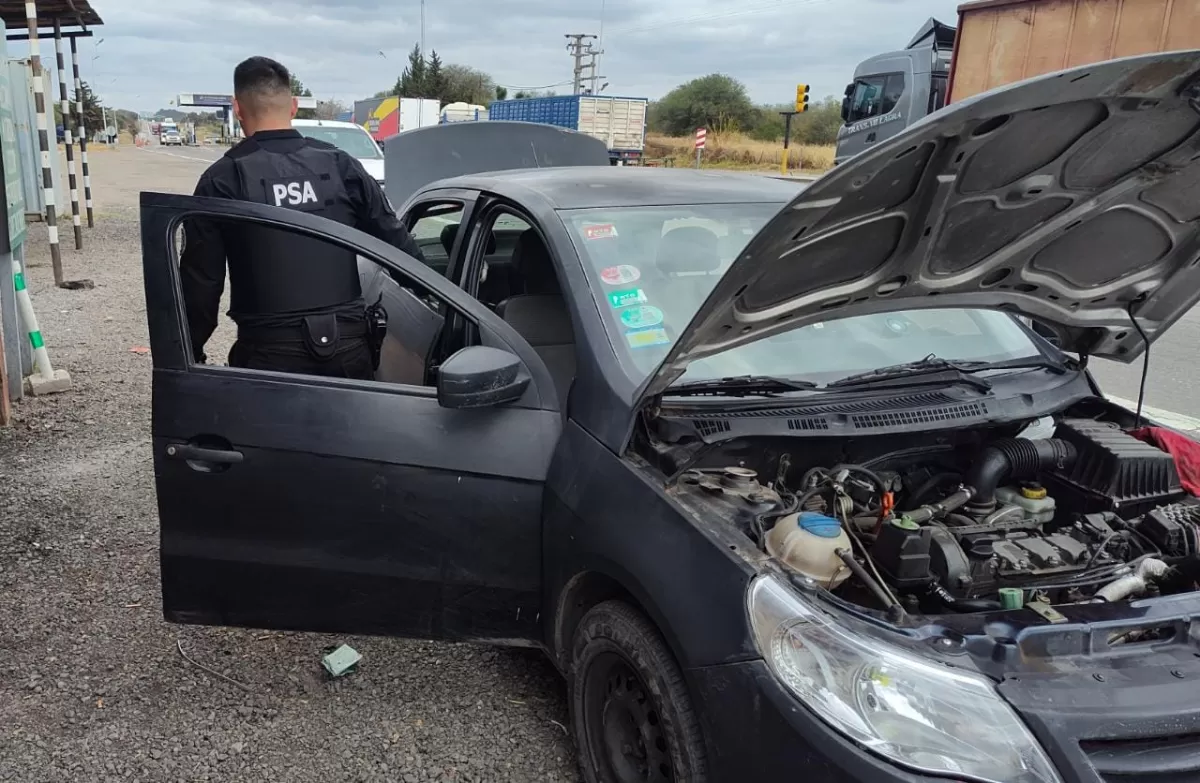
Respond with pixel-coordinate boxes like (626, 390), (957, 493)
(570, 600), (708, 783)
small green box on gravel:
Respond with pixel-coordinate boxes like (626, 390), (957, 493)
(321, 644), (362, 677)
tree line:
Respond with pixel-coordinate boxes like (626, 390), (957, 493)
(649, 73), (843, 146)
(138, 61), (844, 146)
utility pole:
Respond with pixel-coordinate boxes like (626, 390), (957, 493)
(565, 33), (597, 94)
(582, 40), (605, 95)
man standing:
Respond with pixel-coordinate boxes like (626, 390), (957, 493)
(180, 56), (424, 379)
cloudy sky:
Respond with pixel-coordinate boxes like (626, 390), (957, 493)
(13, 0), (963, 113)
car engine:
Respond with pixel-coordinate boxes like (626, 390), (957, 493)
(677, 418), (1200, 614)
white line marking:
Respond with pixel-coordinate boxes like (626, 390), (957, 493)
(1105, 394), (1200, 432)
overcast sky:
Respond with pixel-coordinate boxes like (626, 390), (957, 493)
(11, 0), (963, 113)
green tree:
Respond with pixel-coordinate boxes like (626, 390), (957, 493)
(426, 50), (448, 102)
(746, 104), (788, 142)
(654, 74), (757, 137)
(494, 85), (508, 101)
(791, 96), (844, 145)
(290, 74), (316, 119)
(442, 64), (495, 105)
(398, 43), (427, 96)
(72, 80), (104, 133)
(315, 99), (348, 120)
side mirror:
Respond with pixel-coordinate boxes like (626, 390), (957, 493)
(840, 97), (851, 123)
(437, 345), (530, 409)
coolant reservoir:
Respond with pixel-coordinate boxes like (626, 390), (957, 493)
(765, 512), (852, 588)
(995, 483), (1056, 525)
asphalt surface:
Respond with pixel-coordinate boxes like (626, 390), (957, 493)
(0, 143), (578, 783)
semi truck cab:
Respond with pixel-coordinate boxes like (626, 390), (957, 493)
(834, 18), (955, 166)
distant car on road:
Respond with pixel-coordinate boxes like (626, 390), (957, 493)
(160, 129), (182, 146)
(292, 118), (384, 191)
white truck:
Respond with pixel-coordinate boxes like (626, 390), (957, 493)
(159, 119), (181, 146)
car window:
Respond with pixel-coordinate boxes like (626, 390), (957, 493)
(929, 73), (949, 114)
(406, 201), (466, 278)
(881, 73), (905, 114)
(848, 73), (904, 123)
(293, 125), (383, 159)
(560, 204), (1043, 386)
(176, 216), (447, 389)
(465, 210), (535, 310)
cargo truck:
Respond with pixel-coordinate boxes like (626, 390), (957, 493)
(353, 96), (440, 142)
(486, 95), (648, 164)
(834, 0), (1200, 164)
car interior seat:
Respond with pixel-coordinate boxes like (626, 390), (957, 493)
(497, 229), (575, 409)
(438, 223), (512, 306)
(656, 226), (723, 309)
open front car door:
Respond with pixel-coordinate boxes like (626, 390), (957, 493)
(140, 191), (562, 643)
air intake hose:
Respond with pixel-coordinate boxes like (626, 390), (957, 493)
(967, 437), (1077, 513)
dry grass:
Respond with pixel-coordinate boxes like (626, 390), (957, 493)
(644, 132), (835, 173)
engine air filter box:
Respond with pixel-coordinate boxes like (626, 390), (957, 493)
(1049, 419), (1183, 515)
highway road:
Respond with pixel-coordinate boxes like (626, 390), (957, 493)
(140, 143), (1200, 429)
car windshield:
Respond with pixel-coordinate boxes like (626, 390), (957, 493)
(561, 204), (1045, 387)
(294, 126), (382, 159)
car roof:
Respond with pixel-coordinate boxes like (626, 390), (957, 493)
(292, 119), (366, 131)
(428, 166), (807, 210)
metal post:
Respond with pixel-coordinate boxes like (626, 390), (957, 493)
(25, 2), (63, 286)
(779, 111), (799, 177)
(780, 112), (793, 176)
(53, 19), (81, 250)
(69, 36), (92, 227)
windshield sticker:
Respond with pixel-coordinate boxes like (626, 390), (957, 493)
(625, 328), (670, 349)
(608, 288), (648, 308)
(584, 223), (619, 240)
(600, 265), (641, 286)
(618, 305), (664, 330)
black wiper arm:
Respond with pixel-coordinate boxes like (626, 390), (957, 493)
(826, 355), (1069, 392)
(667, 375), (819, 398)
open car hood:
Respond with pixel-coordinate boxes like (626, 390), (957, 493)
(383, 120), (611, 208)
(640, 50), (1200, 400)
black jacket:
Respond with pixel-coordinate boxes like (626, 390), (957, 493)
(180, 128), (425, 363)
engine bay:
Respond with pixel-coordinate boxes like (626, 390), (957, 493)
(669, 415), (1200, 618)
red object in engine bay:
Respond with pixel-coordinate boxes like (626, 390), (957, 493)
(1130, 426), (1200, 496)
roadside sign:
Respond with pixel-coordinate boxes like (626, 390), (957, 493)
(694, 127), (707, 149)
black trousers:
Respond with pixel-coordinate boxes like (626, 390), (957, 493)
(228, 334), (374, 380)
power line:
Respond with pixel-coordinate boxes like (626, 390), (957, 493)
(496, 79), (575, 92)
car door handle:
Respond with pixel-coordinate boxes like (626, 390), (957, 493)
(165, 443), (244, 464)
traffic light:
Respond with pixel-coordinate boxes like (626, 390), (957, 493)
(795, 83), (810, 113)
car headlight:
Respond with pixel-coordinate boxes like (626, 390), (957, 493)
(748, 576), (1061, 783)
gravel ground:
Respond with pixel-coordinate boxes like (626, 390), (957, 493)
(0, 144), (578, 783)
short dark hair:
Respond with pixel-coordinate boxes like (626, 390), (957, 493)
(233, 56), (292, 114)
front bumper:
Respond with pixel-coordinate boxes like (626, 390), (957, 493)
(691, 656), (1200, 782)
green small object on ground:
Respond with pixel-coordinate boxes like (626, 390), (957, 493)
(321, 644), (362, 677)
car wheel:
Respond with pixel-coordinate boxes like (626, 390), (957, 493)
(570, 601), (707, 783)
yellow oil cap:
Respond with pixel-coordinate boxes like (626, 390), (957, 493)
(1020, 483), (1048, 500)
